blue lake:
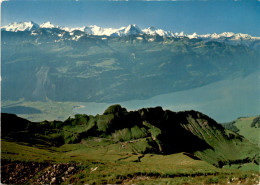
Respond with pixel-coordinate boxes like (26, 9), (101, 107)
(73, 72), (260, 123)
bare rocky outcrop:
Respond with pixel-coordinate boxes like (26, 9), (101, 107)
(1, 160), (81, 184)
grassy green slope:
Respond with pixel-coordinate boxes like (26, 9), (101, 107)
(235, 116), (260, 146)
(1, 105), (260, 184)
(181, 114), (258, 166)
(2, 105), (259, 167)
(222, 116), (260, 147)
(1, 139), (219, 184)
(2, 139), (259, 184)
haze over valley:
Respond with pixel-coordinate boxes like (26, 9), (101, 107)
(2, 21), (260, 123)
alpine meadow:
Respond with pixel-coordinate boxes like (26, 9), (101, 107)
(1, 1), (260, 184)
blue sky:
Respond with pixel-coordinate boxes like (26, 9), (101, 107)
(1, 0), (260, 36)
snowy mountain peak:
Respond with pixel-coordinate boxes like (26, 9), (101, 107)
(143, 26), (173, 37)
(2, 21), (39, 32)
(84, 25), (103, 35)
(40, 21), (56, 29)
(148, 26), (157, 31)
(187, 32), (198, 39)
(124, 24), (142, 35)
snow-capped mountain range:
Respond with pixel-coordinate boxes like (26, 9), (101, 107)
(2, 21), (260, 41)
(2, 21), (40, 32)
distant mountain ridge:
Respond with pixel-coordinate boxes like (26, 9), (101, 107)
(2, 21), (260, 43)
(2, 20), (260, 103)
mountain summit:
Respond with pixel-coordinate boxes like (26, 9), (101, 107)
(40, 21), (56, 29)
(2, 21), (40, 32)
(122, 24), (142, 36)
(142, 26), (174, 37)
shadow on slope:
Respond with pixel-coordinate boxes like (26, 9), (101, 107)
(1, 105), (259, 167)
